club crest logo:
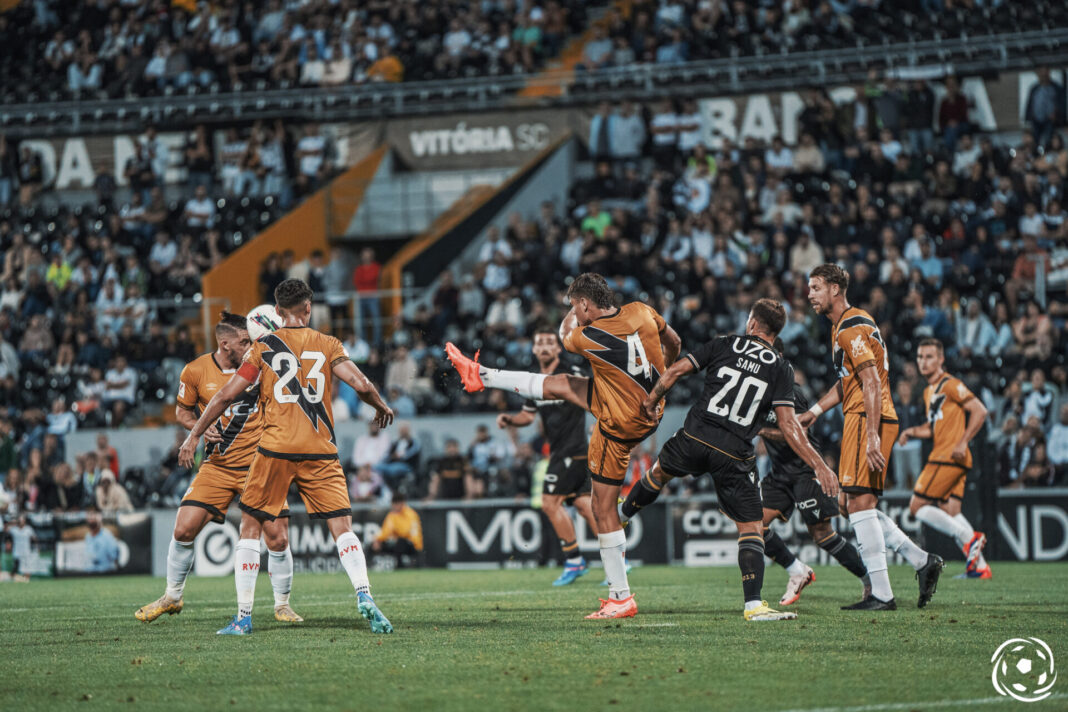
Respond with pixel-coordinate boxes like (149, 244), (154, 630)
(991, 638), (1057, 702)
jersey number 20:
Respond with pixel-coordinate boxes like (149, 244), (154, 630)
(706, 366), (767, 427)
(271, 351), (326, 404)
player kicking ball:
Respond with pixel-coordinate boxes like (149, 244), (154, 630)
(801, 264), (943, 610)
(179, 280), (395, 635)
(136, 312), (302, 624)
(494, 326), (599, 586)
(898, 338), (991, 579)
(618, 299), (839, 621)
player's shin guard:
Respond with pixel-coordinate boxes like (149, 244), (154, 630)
(165, 537), (195, 600)
(762, 527), (797, 570)
(875, 509), (928, 570)
(234, 538), (261, 619)
(816, 531), (867, 578)
(479, 369), (547, 399)
(849, 510), (893, 601)
(619, 472), (663, 523)
(268, 548), (294, 607)
(336, 532), (371, 595)
(738, 534), (766, 605)
(599, 530), (630, 601)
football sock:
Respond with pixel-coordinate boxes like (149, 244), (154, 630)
(761, 528), (797, 569)
(619, 472), (663, 523)
(599, 530), (630, 601)
(849, 510), (893, 602)
(876, 509), (928, 570)
(560, 539), (583, 565)
(915, 505), (969, 545)
(336, 532), (371, 595)
(953, 513), (989, 569)
(165, 537), (195, 600)
(815, 530), (867, 579)
(738, 534), (766, 605)
(478, 368), (546, 400)
(267, 548), (293, 607)
(234, 538), (261, 619)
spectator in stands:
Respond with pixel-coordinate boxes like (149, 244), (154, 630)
(1025, 67), (1065, 148)
(352, 247), (382, 347)
(95, 470), (132, 514)
(609, 102), (646, 161)
(295, 123), (328, 195)
(0, 134), (16, 207)
(183, 185), (216, 232)
(375, 422), (421, 493)
(1024, 368), (1058, 429)
(938, 75), (971, 151)
(41, 462), (84, 512)
(349, 465), (385, 504)
(372, 493), (423, 567)
(425, 438), (475, 501)
(579, 25), (612, 71)
(352, 421), (391, 474)
(1049, 403), (1068, 484)
(102, 356), (137, 427)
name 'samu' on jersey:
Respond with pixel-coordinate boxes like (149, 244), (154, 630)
(237, 326), (349, 458)
(562, 302), (668, 439)
(831, 307), (897, 420)
(177, 353), (261, 469)
(924, 375), (977, 468)
(682, 334), (795, 457)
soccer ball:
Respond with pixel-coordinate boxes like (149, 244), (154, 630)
(246, 304), (282, 341)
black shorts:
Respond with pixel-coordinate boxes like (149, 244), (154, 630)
(544, 455), (590, 500)
(760, 476), (839, 526)
(657, 430), (762, 523)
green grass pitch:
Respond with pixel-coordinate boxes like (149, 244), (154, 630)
(2, 563), (1066, 711)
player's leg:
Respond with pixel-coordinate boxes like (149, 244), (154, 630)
(543, 493), (587, 585)
(910, 464), (971, 546)
(842, 492), (896, 609)
(619, 461), (672, 524)
(263, 515), (302, 622)
(807, 520), (866, 581)
(941, 489), (991, 577)
(584, 430), (637, 619)
(445, 342), (590, 409)
(135, 505), (212, 622)
(572, 493), (598, 539)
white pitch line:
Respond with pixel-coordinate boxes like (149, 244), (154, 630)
(777, 692), (1068, 712)
(634, 623), (679, 628)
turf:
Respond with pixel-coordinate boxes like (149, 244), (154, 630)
(1, 563), (1066, 712)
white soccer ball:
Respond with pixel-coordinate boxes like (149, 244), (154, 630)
(246, 304), (282, 341)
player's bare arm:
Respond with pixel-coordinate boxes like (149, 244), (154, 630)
(334, 359), (394, 428)
(642, 357), (696, 420)
(178, 372), (252, 467)
(175, 403), (223, 443)
(897, 422), (933, 446)
(497, 410), (536, 429)
(855, 361), (885, 473)
(797, 381), (843, 428)
(775, 404), (839, 498)
(758, 425), (787, 442)
(559, 308), (579, 349)
(659, 323), (681, 367)
(953, 397), (988, 463)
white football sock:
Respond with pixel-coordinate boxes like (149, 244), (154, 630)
(336, 531), (371, 595)
(165, 537), (195, 600)
(916, 505), (969, 546)
(786, 559), (808, 577)
(599, 529), (630, 601)
(953, 514), (989, 569)
(234, 538), (261, 619)
(479, 368), (546, 400)
(876, 509), (928, 570)
(268, 548), (293, 607)
(849, 509), (893, 602)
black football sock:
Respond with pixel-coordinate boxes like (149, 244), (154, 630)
(817, 531), (867, 579)
(620, 472), (663, 522)
(762, 527), (797, 570)
(738, 534), (766, 604)
(560, 539), (581, 563)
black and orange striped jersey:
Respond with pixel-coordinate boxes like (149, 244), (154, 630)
(237, 326), (348, 458)
(924, 374), (977, 468)
(177, 352), (262, 469)
(831, 307), (897, 420)
(562, 301), (667, 440)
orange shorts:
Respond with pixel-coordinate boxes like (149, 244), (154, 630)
(839, 413), (898, 496)
(913, 461), (968, 502)
(587, 425), (656, 486)
(181, 461), (247, 523)
(239, 449), (351, 521)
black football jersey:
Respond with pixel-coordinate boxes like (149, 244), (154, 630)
(523, 361), (588, 460)
(762, 382), (824, 483)
(681, 335), (795, 458)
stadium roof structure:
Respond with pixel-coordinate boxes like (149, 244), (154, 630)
(3, 29), (1068, 137)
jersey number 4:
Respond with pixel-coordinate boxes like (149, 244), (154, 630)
(626, 332), (651, 379)
(270, 351), (326, 404)
(706, 366), (767, 427)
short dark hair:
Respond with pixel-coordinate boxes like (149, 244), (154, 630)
(810, 263), (849, 294)
(532, 322), (559, 337)
(391, 492), (407, 505)
(750, 298), (787, 336)
(275, 278), (314, 310)
(917, 337), (944, 354)
(215, 310), (247, 335)
(566, 272), (616, 309)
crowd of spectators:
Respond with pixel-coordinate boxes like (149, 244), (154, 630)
(1, 0), (596, 103)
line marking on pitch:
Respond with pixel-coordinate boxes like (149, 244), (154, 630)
(777, 692), (1068, 712)
(634, 622), (679, 628)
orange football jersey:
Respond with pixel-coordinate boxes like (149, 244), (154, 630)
(238, 326), (349, 458)
(924, 374), (977, 468)
(562, 301), (667, 439)
(177, 352), (262, 469)
(831, 307), (897, 420)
